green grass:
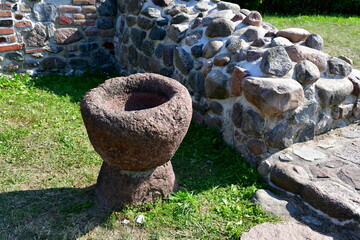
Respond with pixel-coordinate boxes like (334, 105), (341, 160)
(0, 73), (275, 239)
(263, 15), (360, 69)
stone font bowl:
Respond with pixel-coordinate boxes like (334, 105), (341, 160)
(81, 73), (192, 171)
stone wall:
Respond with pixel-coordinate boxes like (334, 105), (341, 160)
(0, 0), (116, 75)
(113, 0), (360, 165)
(1, 0), (359, 165)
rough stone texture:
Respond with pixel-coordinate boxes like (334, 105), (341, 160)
(292, 146), (327, 161)
(33, 3), (58, 22)
(213, 53), (231, 66)
(241, 222), (333, 240)
(242, 77), (304, 115)
(251, 189), (297, 218)
(188, 70), (205, 95)
(260, 46), (293, 77)
(152, 0), (173, 7)
(27, 23), (47, 47)
(54, 28), (84, 45)
(204, 70), (229, 99)
(226, 37), (246, 54)
(328, 57), (352, 77)
(118, 0), (145, 15)
(5, 51), (24, 62)
(41, 57), (66, 70)
(217, 2), (240, 13)
(230, 66), (249, 96)
(305, 33), (324, 51)
(276, 28), (310, 42)
(294, 60), (320, 85)
(202, 10), (234, 25)
(174, 47), (194, 75)
(265, 122), (295, 149)
(95, 161), (177, 209)
(337, 165), (360, 190)
(191, 44), (203, 58)
(270, 162), (309, 195)
(242, 27), (260, 42)
(315, 78), (354, 106)
(242, 108), (266, 138)
(243, 11), (262, 27)
(81, 73), (192, 171)
(130, 28), (146, 50)
(285, 45), (330, 71)
(263, 124), (360, 224)
(205, 18), (234, 38)
(270, 37), (293, 47)
(301, 181), (360, 221)
(247, 139), (267, 155)
(167, 24), (188, 43)
(202, 40), (223, 59)
(348, 69), (360, 96)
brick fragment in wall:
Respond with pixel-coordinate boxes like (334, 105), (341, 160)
(15, 13), (23, 20)
(15, 21), (32, 28)
(86, 14), (98, 20)
(0, 43), (25, 53)
(59, 15), (73, 25)
(7, 35), (16, 43)
(74, 20), (96, 26)
(25, 48), (46, 54)
(73, 0), (95, 5)
(0, 3), (12, 10)
(0, 28), (14, 35)
(0, 11), (12, 18)
(0, 35), (16, 43)
(58, 5), (82, 13)
(81, 6), (97, 13)
(74, 14), (85, 19)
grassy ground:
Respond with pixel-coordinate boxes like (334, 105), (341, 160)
(0, 74), (274, 239)
(1, 15), (358, 240)
(263, 15), (360, 69)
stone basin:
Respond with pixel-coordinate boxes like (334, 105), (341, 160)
(81, 73), (192, 172)
(80, 73), (192, 208)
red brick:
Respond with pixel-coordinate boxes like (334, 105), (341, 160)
(73, 13), (85, 19)
(0, 3), (12, 10)
(58, 5), (82, 13)
(86, 14), (98, 20)
(74, 19), (95, 26)
(230, 66), (250, 96)
(0, 28), (14, 35)
(100, 29), (115, 37)
(7, 35), (16, 43)
(0, 43), (25, 52)
(25, 48), (46, 54)
(0, 11), (11, 18)
(59, 15), (73, 25)
(15, 21), (32, 28)
(73, 0), (95, 5)
(81, 6), (96, 13)
(15, 13), (23, 20)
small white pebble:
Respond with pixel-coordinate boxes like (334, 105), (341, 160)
(135, 214), (146, 224)
(122, 219), (130, 225)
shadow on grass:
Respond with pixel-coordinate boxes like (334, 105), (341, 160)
(32, 72), (118, 103)
(171, 123), (264, 193)
(0, 186), (111, 240)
